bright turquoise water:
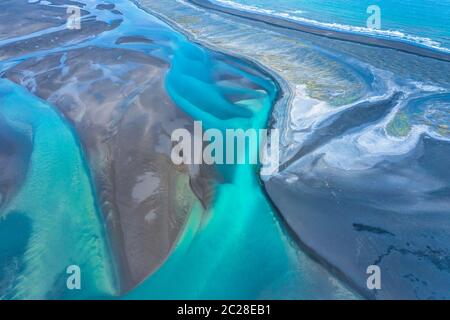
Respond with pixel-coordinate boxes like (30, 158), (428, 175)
(212, 0), (450, 52)
(0, 80), (117, 299)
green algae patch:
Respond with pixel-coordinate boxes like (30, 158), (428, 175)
(387, 111), (412, 137)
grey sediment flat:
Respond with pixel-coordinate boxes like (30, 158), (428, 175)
(0, 0), (68, 40)
(189, 0), (450, 63)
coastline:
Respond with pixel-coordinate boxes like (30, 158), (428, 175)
(189, 0), (450, 63)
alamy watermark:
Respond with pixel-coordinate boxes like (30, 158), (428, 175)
(367, 5), (381, 29)
(170, 121), (279, 176)
(366, 265), (381, 290)
(66, 265), (81, 290)
(66, 6), (81, 30)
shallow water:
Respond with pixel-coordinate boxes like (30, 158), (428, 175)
(0, 79), (116, 299)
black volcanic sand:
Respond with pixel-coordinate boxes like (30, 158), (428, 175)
(0, 0), (220, 293)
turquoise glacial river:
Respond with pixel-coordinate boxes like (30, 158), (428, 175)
(0, 79), (116, 299)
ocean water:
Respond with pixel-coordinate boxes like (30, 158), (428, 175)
(212, 0), (450, 52)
